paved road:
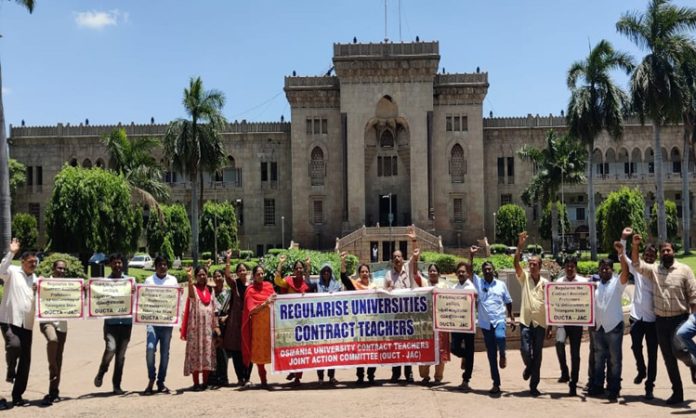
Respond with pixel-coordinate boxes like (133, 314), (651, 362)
(3, 317), (696, 417)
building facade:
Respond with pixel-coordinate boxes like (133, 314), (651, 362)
(8, 41), (696, 254)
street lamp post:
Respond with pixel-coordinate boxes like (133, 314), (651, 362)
(281, 215), (285, 249)
(382, 194), (393, 255)
(493, 211), (497, 243)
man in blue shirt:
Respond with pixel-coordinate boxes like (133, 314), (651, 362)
(468, 246), (515, 395)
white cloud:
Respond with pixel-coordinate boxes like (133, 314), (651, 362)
(74, 10), (128, 30)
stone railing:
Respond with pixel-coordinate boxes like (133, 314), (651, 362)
(284, 76), (339, 89)
(336, 225), (443, 253)
(333, 41), (439, 58)
(435, 73), (488, 85)
(10, 121), (291, 138)
(483, 114), (661, 129)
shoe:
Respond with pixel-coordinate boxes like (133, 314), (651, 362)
(94, 372), (104, 388)
(292, 378), (301, 386)
(459, 381), (471, 392)
(607, 392), (618, 402)
(356, 377), (365, 385)
(406, 377), (415, 384)
(557, 375), (570, 383)
(318, 377), (324, 384)
(634, 370), (646, 385)
(522, 368), (530, 381)
(420, 377), (430, 385)
(286, 373), (295, 381)
(367, 377), (375, 385)
(644, 389), (654, 400)
(143, 379), (155, 395)
(41, 394), (54, 406)
(12, 398), (29, 407)
(499, 356), (507, 369)
(0, 399), (8, 410)
(329, 377), (338, 385)
(568, 385), (577, 397)
(389, 376), (399, 383)
(259, 382), (269, 389)
(529, 388), (541, 397)
(586, 387), (604, 397)
(113, 387), (125, 395)
(489, 385), (501, 395)
(433, 379), (442, 385)
(157, 384), (170, 394)
(666, 394), (684, 405)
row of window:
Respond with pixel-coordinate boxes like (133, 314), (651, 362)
(306, 118), (328, 135)
(597, 161), (682, 175)
(497, 157), (515, 184)
(25, 166), (43, 186)
(446, 115), (468, 132)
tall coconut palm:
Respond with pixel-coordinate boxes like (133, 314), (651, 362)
(679, 50), (696, 254)
(163, 77), (226, 264)
(519, 130), (587, 256)
(566, 39), (633, 260)
(0, 0), (35, 251)
(617, 0), (696, 243)
(102, 127), (170, 205)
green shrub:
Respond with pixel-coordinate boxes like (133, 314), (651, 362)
(577, 261), (597, 276)
(263, 249), (359, 279)
(239, 250), (254, 260)
(37, 253), (87, 279)
(160, 236), (175, 267)
(267, 248), (284, 256)
(495, 204), (527, 246)
(200, 251), (213, 261)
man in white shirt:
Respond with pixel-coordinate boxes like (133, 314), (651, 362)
(551, 256), (587, 396)
(143, 256), (178, 395)
(620, 227), (657, 400)
(586, 243), (629, 402)
(450, 260), (477, 391)
(0, 238), (38, 408)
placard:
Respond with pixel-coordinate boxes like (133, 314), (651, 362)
(134, 285), (182, 325)
(36, 278), (84, 320)
(545, 282), (595, 326)
(433, 289), (476, 333)
(271, 288), (437, 373)
(88, 278), (134, 319)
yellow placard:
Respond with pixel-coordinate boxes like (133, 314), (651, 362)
(134, 285), (182, 325)
(545, 282), (595, 326)
(88, 279), (134, 318)
(433, 289), (476, 333)
(36, 278), (84, 320)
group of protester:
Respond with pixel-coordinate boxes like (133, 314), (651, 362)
(0, 224), (695, 408)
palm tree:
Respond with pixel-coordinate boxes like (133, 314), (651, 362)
(0, 0), (35, 251)
(617, 0), (696, 243)
(678, 50), (696, 254)
(163, 77), (227, 264)
(518, 130), (587, 256)
(102, 127), (170, 206)
(566, 39), (633, 260)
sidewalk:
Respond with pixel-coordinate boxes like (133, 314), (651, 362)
(4, 318), (695, 417)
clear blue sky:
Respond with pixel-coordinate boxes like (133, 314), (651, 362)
(1, 0), (694, 127)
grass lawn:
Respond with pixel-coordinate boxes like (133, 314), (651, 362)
(677, 253), (696, 271)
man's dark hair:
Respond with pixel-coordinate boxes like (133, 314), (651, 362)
(52, 259), (67, 269)
(455, 262), (468, 271)
(481, 261), (495, 270)
(109, 253), (124, 263)
(19, 251), (37, 260)
(644, 243), (657, 254)
(154, 255), (169, 267)
(564, 256), (578, 267)
(598, 258), (613, 269)
(659, 242), (674, 251)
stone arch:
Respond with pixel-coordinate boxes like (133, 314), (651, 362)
(69, 158), (78, 167)
(222, 155), (241, 186)
(375, 95), (398, 119)
(631, 148), (642, 176)
(671, 146), (681, 173)
(605, 148), (616, 175)
(617, 147), (629, 176)
(310, 146), (326, 186)
(449, 143), (466, 183)
(82, 158), (92, 168)
(95, 158), (105, 169)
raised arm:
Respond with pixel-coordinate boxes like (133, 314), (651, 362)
(615, 241), (629, 285)
(274, 254), (289, 288)
(514, 231), (527, 278)
(339, 252), (356, 291)
(467, 244), (479, 278)
(0, 238), (19, 280)
(620, 227), (637, 276)
(630, 233), (653, 277)
(304, 257), (312, 281)
(407, 225), (421, 288)
(224, 249), (233, 287)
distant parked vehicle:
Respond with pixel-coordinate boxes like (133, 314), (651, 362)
(128, 254), (153, 269)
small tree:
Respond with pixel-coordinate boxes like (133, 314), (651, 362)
(37, 253), (88, 279)
(45, 166), (142, 264)
(539, 202), (570, 242)
(598, 187), (647, 250)
(9, 159), (26, 196)
(495, 204), (527, 246)
(146, 203), (191, 258)
(160, 236), (175, 266)
(199, 201), (238, 256)
(11, 213), (37, 251)
(651, 200), (678, 242)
